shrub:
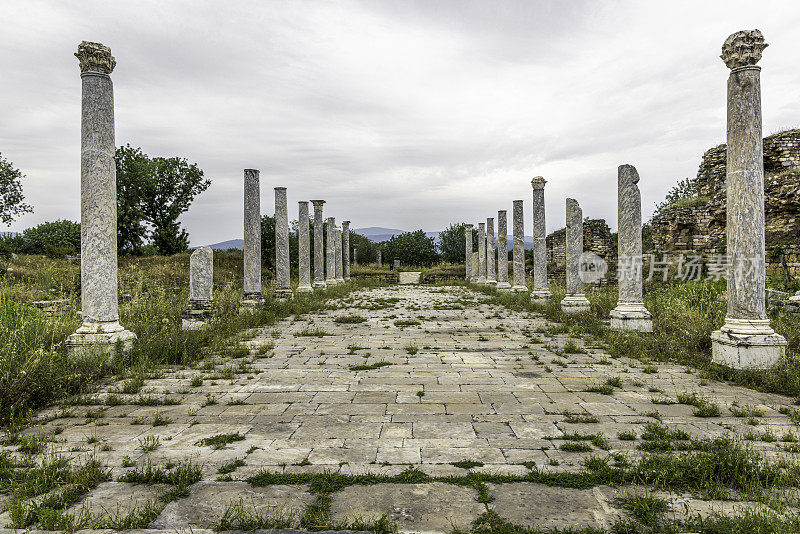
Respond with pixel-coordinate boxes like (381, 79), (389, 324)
(21, 220), (80, 256)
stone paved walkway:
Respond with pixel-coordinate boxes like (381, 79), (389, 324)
(3, 285), (798, 532)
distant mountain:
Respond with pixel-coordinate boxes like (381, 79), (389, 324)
(202, 229), (534, 251)
(204, 239), (244, 250)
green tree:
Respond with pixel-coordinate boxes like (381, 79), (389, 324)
(0, 153), (33, 225)
(383, 230), (438, 267)
(22, 220), (80, 257)
(260, 215), (276, 273)
(115, 145), (149, 253)
(115, 146), (211, 255)
(350, 231), (377, 264)
(438, 223), (472, 264)
(655, 177), (697, 213)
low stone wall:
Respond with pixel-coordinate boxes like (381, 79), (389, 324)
(546, 219), (616, 266)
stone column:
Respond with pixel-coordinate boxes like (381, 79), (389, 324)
(464, 224), (473, 281)
(496, 211), (510, 290)
(712, 29), (786, 368)
(242, 168), (262, 301)
(610, 165), (652, 331)
(311, 200), (326, 289)
(561, 198), (590, 313)
(486, 217), (497, 286)
(377, 249), (382, 268)
(477, 223), (487, 283)
(274, 187), (292, 300)
(531, 177), (551, 300)
(472, 252), (479, 280)
(511, 200), (527, 292)
(297, 201), (313, 293)
(353, 248), (358, 266)
(67, 41), (136, 354)
(326, 217), (337, 284)
(335, 227), (344, 283)
(342, 220), (351, 281)
(182, 246), (214, 328)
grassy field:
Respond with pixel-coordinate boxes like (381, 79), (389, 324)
(0, 252), (377, 428)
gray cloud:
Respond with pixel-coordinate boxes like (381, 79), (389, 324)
(1, 0), (798, 244)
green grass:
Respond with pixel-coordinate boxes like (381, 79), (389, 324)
(348, 361), (393, 371)
(333, 314), (367, 324)
(196, 432), (246, 449)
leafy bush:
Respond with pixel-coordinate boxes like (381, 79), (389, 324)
(21, 220), (80, 257)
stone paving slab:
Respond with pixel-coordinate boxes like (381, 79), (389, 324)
(329, 483), (485, 532)
(5, 285), (800, 532)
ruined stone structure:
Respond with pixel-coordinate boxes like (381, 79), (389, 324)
(546, 219), (616, 266)
(651, 129), (800, 277)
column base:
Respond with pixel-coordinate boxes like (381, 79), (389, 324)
(486, 278), (497, 287)
(561, 294), (590, 314)
(240, 293), (264, 313)
(181, 300), (214, 330)
(530, 289), (552, 301)
(296, 285), (314, 293)
(327, 278), (340, 286)
(476, 277), (486, 284)
(67, 321), (137, 357)
(511, 285), (529, 293)
(312, 281), (326, 289)
(273, 288), (294, 301)
(336, 277), (345, 284)
(711, 320), (787, 369)
(609, 302), (652, 332)
(496, 281), (512, 291)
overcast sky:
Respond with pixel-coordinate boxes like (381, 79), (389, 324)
(2, 0), (798, 244)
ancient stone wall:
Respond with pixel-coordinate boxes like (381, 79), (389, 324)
(652, 129), (800, 277)
(546, 219), (616, 266)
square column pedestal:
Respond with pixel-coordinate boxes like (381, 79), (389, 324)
(560, 294), (590, 314)
(712, 319), (786, 369)
(609, 303), (653, 332)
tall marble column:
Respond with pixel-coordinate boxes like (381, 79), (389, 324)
(68, 41), (136, 353)
(472, 252), (479, 280)
(496, 210), (510, 290)
(511, 200), (527, 292)
(326, 217), (337, 284)
(561, 198), (590, 313)
(297, 201), (313, 293)
(486, 217), (497, 286)
(242, 168), (262, 301)
(182, 246), (214, 328)
(464, 224), (474, 281)
(610, 165), (652, 331)
(342, 220), (351, 281)
(311, 200), (326, 289)
(530, 177), (551, 300)
(274, 187), (292, 300)
(477, 223), (487, 284)
(335, 227), (344, 283)
(377, 249), (382, 268)
(712, 29), (786, 368)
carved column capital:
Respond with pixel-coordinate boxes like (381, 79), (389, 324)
(721, 30), (767, 70)
(75, 41), (116, 74)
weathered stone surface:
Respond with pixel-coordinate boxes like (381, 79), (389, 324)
(377, 249), (382, 267)
(511, 200), (527, 292)
(243, 169), (261, 297)
(610, 165), (651, 332)
(561, 198), (590, 313)
(342, 221), (351, 281)
(531, 177), (551, 300)
(68, 482), (167, 522)
(486, 217), (496, 286)
(326, 217), (336, 284)
(189, 247), (213, 302)
(712, 29), (786, 369)
(329, 483), (484, 533)
(464, 224), (473, 281)
(335, 227), (344, 283)
(311, 200), (326, 288)
(471, 251), (479, 280)
(398, 272), (421, 284)
(477, 223), (486, 284)
(297, 202), (312, 292)
(151, 482), (312, 529)
(274, 187), (291, 295)
(496, 211), (510, 290)
(68, 41), (135, 353)
(487, 483), (621, 530)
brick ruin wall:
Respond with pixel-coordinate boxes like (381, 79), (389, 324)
(546, 218), (616, 267)
(651, 129), (800, 279)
